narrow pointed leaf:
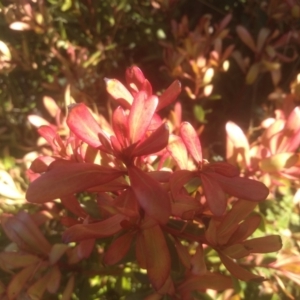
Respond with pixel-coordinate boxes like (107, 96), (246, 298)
(132, 123), (169, 157)
(128, 166), (171, 224)
(128, 92), (158, 143)
(26, 160), (123, 203)
(236, 25), (257, 52)
(67, 103), (104, 148)
(112, 106), (128, 147)
(63, 214), (124, 242)
(180, 122), (202, 163)
(157, 80), (181, 111)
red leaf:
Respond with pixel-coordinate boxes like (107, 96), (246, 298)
(30, 156), (56, 173)
(228, 214), (262, 244)
(112, 106), (128, 147)
(132, 123), (169, 157)
(26, 160), (124, 203)
(77, 239), (95, 259)
(103, 232), (134, 265)
(180, 122), (202, 163)
(128, 166), (171, 224)
(142, 225), (171, 290)
(217, 200), (257, 244)
(61, 194), (87, 218)
(205, 162), (239, 177)
(201, 173), (227, 216)
(170, 170), (196, 198)
(66, 103), (105, 148)
(128, 92), (158, 143)
(126, 66), (146, 93)
(62, 214), (124, 242)
(157, 80), (181, 111)
(206, 172), (269, 202)
(219, 251), (264, 281)
(242, 235), (282, 253)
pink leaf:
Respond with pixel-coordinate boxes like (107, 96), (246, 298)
(132, 123), (169, 157)
(112, 106), (128, 147)
(180, 122), (202, 163)
(63, 214), (124, 242)
(26, 160), (124, 203)
(128, 92), (158, 143)
(157, 80), (181, 111)
(128, 166), (171, 224)
(66, 103), (105, 148)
